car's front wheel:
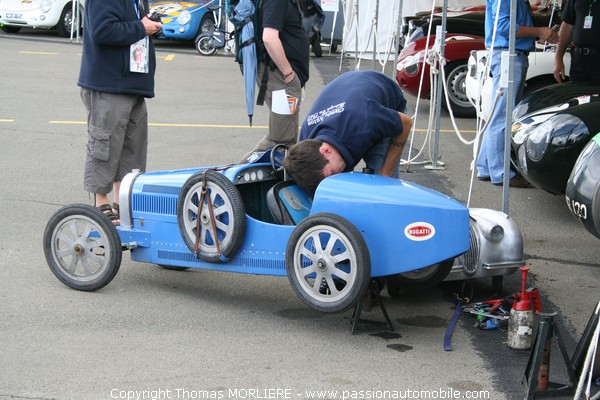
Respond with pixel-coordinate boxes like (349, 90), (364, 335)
(442, 60), (476, 118)
(386, 258), (454, 296)
(43, 204), (122, 291)
(1, 25), (21, 34)
(286, 213), (371, 313)
(56, 2), (82, 38)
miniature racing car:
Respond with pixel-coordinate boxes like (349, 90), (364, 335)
(43, 151), (523, 313)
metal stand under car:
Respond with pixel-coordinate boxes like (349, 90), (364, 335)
(350, 280), (394, 334)
(522, 312), (576, 399)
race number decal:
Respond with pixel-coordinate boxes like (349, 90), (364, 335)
(404, 222), (436, 241)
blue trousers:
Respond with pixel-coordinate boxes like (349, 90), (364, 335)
(476, 50), (528, 184)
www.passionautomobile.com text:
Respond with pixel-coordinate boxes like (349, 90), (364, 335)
(110, 387), (491, 400)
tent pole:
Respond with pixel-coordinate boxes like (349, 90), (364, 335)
(391, 0), (403, 80)
(372, 0), (380, 70)
(428, 0), (447, 170)
(502, 0), (517, 214)
(355, 0), (359, 70)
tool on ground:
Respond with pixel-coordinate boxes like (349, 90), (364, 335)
(508, 266), (539, 350)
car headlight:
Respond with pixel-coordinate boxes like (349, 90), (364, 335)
(40, 0), (52, 13)
(512, 122), (536, 145)
(525, 119), (554, 162)
(398, 52), (423, 77)
(518, 145), (528, 175)
(177, 10), (191, 26)
(525, 114), (583, 162)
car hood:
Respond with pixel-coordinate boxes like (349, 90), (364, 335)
(0, 0), (51, 11)
(512, 94), (600, 144)
(514, 82), (600, 120)
(399, 34), (483, 59)
(149, 0), (212, 17)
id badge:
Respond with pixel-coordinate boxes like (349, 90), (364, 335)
(130, 36), (149, 73)
(584, 15), (593, 29)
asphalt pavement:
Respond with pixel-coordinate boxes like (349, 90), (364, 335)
(0, 29), (598, 400)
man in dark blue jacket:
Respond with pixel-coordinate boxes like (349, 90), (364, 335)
(282, 70), (412, 195)
(78, 0), (162, 223)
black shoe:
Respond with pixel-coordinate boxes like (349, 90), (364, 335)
(493, 174), (532, 188)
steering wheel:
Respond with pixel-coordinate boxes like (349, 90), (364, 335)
(270, 144), (287, 181)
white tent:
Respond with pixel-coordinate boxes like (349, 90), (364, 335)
(335, 0), (486, 61)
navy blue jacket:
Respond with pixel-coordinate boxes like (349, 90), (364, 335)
(78, 0), (156, 98)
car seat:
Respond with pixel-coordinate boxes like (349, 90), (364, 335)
(266, 180), (312, 225)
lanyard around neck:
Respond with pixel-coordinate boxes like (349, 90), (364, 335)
(133, 0), (142, 19)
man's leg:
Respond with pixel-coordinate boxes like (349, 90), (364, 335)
(240, 63), (302, 163)
(363, 138), (400, 178)
(81, 89), (136, 218)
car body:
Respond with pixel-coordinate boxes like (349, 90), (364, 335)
(43, 151), (523, 313)
(466, 48), (571, 121)
(0, 0), (85, 37)
(565, 133), (600, 240)
(396, 34), (486, 118)
(511, 84), (600, 194)
(149, 0), (218, 43)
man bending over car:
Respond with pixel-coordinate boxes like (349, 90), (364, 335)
(282, 70), (412, 195)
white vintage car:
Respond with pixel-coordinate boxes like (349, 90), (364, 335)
(465, 47), (571, 121)
(0, 0), (85, 37)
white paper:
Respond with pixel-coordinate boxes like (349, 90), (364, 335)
(272, 89), (291, 115)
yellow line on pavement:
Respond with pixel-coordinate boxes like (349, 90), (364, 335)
(164, 54), (175, 61)
(48, 120), (476, 133)
(1, 119), (15, 122)
(49, 120), (268, 129)
(50, 121), (86, 125)
(19, 51), (59, 55)
(150, 122), (268, 129)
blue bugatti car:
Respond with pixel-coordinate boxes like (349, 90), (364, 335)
(43, 151), (523, 313)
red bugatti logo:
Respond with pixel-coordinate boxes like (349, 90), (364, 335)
(404, 222), (435, 241)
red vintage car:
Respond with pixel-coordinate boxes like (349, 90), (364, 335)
(396, 33), (485, 118)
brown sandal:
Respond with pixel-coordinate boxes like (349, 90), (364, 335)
(97, 204), (120, 225)
(112, 202), (120, 219)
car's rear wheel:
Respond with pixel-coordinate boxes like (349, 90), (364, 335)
(1, 26), (21, 34)
(199, 14), (215, 34)
(177, 170), (246, 263)
(442, 60), (476, 118)
(286, 213), (371, 313)
(43, 204), (122, 291)
(386, 258), (454, 297)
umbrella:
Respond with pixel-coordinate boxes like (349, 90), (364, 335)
(233, 0), (257, 127)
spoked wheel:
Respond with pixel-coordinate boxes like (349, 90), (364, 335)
(286, 213), (371, 313)
(43, 204), (122, 291)
(442, 60), (475, 118)
(177, 170), (246, 262)
(270, 144), (287, 181)
(196, 35), (217, 56)
(386, 258), (454, 297)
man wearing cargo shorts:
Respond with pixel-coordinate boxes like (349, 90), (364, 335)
(77, 0), (162, 223)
